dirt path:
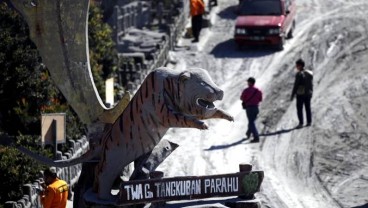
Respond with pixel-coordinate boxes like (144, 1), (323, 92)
(259, 0), (368, 207)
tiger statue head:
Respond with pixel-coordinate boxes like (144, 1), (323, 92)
(161, 67), (234, 129)
(178, 68), (224, 116)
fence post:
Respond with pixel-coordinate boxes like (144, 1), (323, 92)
(238, 164), (255, 200)
(115, 6), (122, 44)
(22, 184), (32, 205)
(157, 2), (164, 26)
(137, 2), (143, 28)
(122, 7), (127, 33)
(4, 202), (17, 208)
(132, 5), (137, 28)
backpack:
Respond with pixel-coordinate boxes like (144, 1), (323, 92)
(297, 70), (313, 95)
(296, 72), (306, 95)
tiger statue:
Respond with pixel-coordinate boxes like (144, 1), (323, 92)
(7, 67), (234, 200)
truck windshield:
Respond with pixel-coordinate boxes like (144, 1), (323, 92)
(238, 0), (282, 16)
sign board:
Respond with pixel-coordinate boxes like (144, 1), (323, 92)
(105, 77), (114, 107)
(117, 171), (264, 205)
(41, 113), (66, 146)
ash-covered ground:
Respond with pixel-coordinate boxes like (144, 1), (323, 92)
(157, 0), (368, 207)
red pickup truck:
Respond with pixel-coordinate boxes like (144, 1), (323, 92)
(234, 0), (296, 50)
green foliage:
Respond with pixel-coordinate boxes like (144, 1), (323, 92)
(88, 4), (118, 100)
(0, 135), (52, 203)
(0, 3), (57, 135)
(0, 2), (117, 205)
(0, 2), (85, 136)
(242, 173), (259, 195)
(0, 2), (84, 204)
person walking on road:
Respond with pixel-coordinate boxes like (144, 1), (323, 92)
(290, 58), (313, 128)
(190, 0), (205, 43)
(39, 167), (69, 208)
(240, 77), (263, 143)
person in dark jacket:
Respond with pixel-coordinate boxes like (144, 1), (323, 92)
(240, 77), (263, 142)
(291, 59), (313, 128)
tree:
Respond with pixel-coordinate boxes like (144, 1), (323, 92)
(88, 4), (118, 100)
(0, 2), (55, 135)
(0, 1), (85, 137)
(0, 135), (51, 205)
(0, 2), (119, 205)
(0, 2), (80, 205)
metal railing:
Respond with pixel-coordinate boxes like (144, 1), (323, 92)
(4, 137), (89, 208)
(117, 0), (190, 92)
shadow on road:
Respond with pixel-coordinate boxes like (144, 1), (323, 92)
(205, 125), (308, 151)
(204, 137), (251, 151)
(217, 5), (238, 20)
(260, 125), (307, 137)
(210, 39), (276, 58)
(352, 204), (368, 208)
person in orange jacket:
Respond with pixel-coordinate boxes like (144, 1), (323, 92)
(39, 167), (69, 208)
(190, 0), (205, 42)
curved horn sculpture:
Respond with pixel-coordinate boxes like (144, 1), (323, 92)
(10, 0), (123, 124)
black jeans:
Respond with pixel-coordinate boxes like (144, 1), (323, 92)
(191, 14), (203, 41)
(296, 95), (312, 125)
(246, 106), (259, 138)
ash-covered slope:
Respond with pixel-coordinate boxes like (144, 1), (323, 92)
(156, 0), (368, 207)
(259, 1), (368, 207)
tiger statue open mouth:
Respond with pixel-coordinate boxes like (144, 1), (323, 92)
(197, 98), (216, 109)
(168, 67), (232, 124)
